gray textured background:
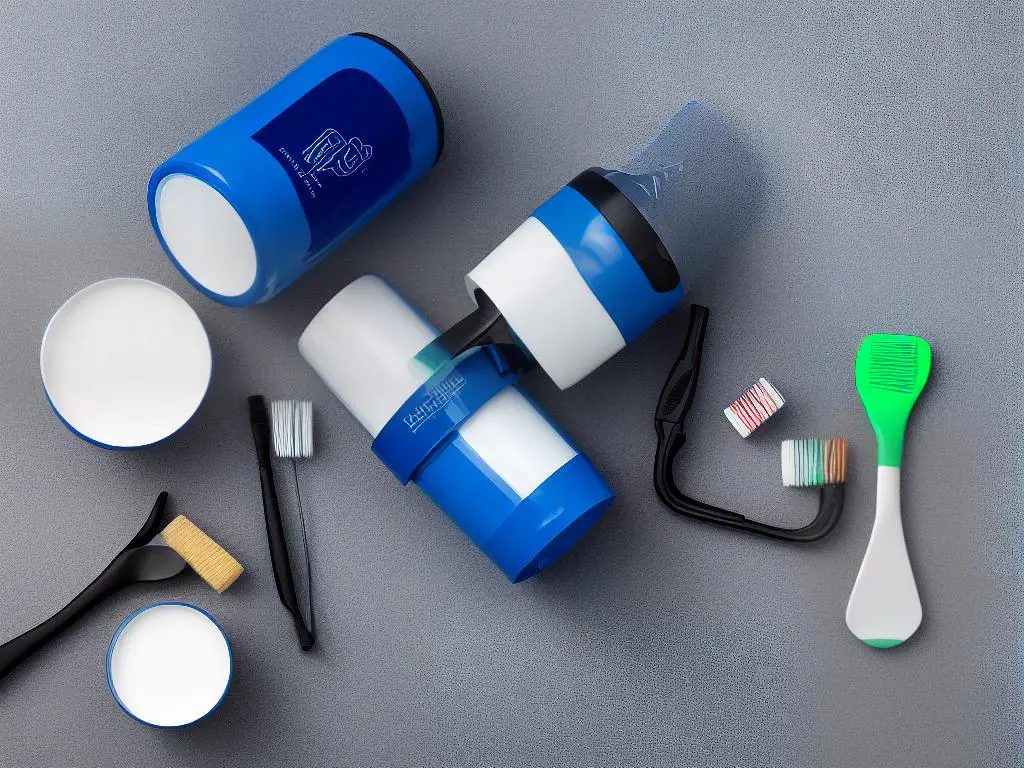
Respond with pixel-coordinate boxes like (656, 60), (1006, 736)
(0, 2), (1021, 766)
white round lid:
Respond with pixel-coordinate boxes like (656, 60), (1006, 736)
(107, 603), (231, 728)
(154, 173), (258, 298)
(40, 278), (212, 448)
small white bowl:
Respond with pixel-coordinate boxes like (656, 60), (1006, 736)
(107, 602), (232, 728)
(40, 278), (212, 449)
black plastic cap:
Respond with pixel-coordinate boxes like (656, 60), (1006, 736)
(568, 168), (680, 293)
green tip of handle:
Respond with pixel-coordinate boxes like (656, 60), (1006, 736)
(863, 638), (904, 648)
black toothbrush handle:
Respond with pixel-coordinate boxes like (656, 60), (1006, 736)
(0, 556), (125, 681)
(249, 395), (315, 651)
(652, 305), (846, 542)
(257, 462), (315, 650)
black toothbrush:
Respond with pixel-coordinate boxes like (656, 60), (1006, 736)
(0, 493), (187, 682)
(248, 395), (315, 651)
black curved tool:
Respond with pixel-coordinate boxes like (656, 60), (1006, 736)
(0, 493), (187, 682)
(653, 306), (846, 542)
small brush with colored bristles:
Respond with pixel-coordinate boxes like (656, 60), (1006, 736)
(781, 439), (848, 488)
(725, 378), (785, 437)
(846, 334), (931, 648)
(654, 305), (847, 541)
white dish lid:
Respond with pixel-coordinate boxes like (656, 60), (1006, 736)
(40, 278), (212, 448)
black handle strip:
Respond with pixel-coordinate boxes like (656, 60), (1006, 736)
(249, 395), (316, 651)
(0, 552), (128, 681)
(0, 493), (173, 682)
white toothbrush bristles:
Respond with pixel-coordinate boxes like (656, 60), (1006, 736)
(271, 400), (313, 459)
(724, 378), (785, 437)
(781, 438), (847, 487)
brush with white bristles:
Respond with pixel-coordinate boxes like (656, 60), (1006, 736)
(272, 400), (313, 460)
(724, 378), (785, 437)
(270, 400), (315, 635)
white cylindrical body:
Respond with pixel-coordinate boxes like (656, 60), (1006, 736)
(298, 275), (437, 437)
(466, 217), (626, 390)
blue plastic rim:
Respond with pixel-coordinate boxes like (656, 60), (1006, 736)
(148, 33), (444, 306)
(41, 387), (188, 452)
(482, 453), (616, 582)
(107, 602), (232, 729)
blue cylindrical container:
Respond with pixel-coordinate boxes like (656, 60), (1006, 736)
(148, 34), (444, 305)
(465, 169), (685, 388)
(453, 103), (712, 389)
(298, 275), (615, 582)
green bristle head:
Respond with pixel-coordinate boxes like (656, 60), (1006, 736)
(855, 334), (931, 467)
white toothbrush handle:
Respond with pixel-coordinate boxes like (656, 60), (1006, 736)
(845, 466), (922, 647)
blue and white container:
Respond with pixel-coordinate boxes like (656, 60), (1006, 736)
(148, 33), (444, 305)
(299, 276), (615, 582)
(463, 104), (710, 389)
(465, 170), (681, 388)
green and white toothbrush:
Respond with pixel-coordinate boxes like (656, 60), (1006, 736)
(846, 334), (932, 648)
